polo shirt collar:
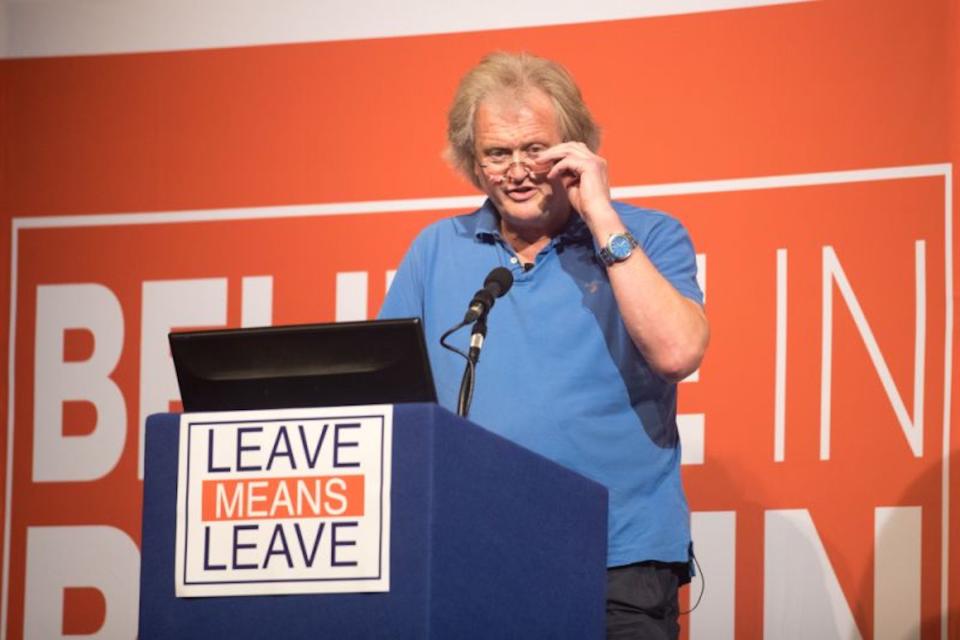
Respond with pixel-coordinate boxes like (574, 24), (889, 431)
(473, 199), (594, 249)
(474, 199), (502, 241)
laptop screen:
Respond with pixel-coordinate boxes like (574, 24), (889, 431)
(169, 318), (437, 412)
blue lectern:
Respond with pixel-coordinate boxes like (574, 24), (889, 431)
(139, 403), (608, 639)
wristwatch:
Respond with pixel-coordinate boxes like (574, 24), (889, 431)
(599, 231), (639, 266)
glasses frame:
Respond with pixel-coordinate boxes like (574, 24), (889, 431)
(477, 148), (554, 182)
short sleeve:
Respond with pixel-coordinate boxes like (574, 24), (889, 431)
(377, 233), (426, 320)
(634, 213), (703, 305)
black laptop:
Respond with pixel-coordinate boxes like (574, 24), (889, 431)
(170, 318), (437, 412)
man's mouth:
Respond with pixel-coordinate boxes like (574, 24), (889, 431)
(505, 186), (538, 202)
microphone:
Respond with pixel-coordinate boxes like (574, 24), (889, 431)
(464, 267), (514, 323)
(441, 266), (513, 418)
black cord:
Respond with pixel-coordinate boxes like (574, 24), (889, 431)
(456, 357), (476, 417)
(440, 319), (475, 417)
(679, 550), (705, 615)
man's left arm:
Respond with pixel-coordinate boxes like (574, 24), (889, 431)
(543, 142), (710, 382)
(599, 220), (708, 382)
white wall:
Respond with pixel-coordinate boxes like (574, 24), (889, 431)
(3, 0), (808, 58)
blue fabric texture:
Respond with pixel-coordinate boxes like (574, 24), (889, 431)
(379, 199), (702, 567)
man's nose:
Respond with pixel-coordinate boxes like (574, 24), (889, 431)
(504, 151), (529, 181)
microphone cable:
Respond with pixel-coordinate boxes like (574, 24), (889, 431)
(440, 319), (477, 417)
(679, 549), (705, 615)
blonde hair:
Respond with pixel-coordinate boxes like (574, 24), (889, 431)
(446, 51), (601, 188)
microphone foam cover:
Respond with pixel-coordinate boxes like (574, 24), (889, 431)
(484, 266), (514, 298)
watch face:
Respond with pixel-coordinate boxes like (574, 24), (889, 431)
(609, 234), (633, 260)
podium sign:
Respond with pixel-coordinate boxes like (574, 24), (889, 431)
(174, 405), (393, 597)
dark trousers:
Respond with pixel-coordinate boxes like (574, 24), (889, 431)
(606, 561), (689, 640)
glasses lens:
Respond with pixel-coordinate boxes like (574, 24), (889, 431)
(481, 149), (550, 176)
(524, 151), (551, 173)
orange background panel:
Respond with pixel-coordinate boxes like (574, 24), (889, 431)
(0, 0), (957, 637)
(0, 0), (950, 217)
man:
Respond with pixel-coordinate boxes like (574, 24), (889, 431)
(379, 52), (709, 639)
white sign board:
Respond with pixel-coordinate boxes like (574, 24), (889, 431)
(174, 405), (392, 597)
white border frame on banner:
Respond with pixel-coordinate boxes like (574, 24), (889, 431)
(2, 163), (954, 638)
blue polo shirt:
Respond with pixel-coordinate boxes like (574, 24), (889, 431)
(379, 199), (703, 567)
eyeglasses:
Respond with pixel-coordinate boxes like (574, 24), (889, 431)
(478, 146), (553, 182)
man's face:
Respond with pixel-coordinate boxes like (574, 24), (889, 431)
(472, 89), (571, 234)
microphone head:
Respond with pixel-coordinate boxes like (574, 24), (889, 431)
(484, 267), (514, 298)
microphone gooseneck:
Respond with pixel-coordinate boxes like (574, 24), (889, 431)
(440, 267), (514, 418)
